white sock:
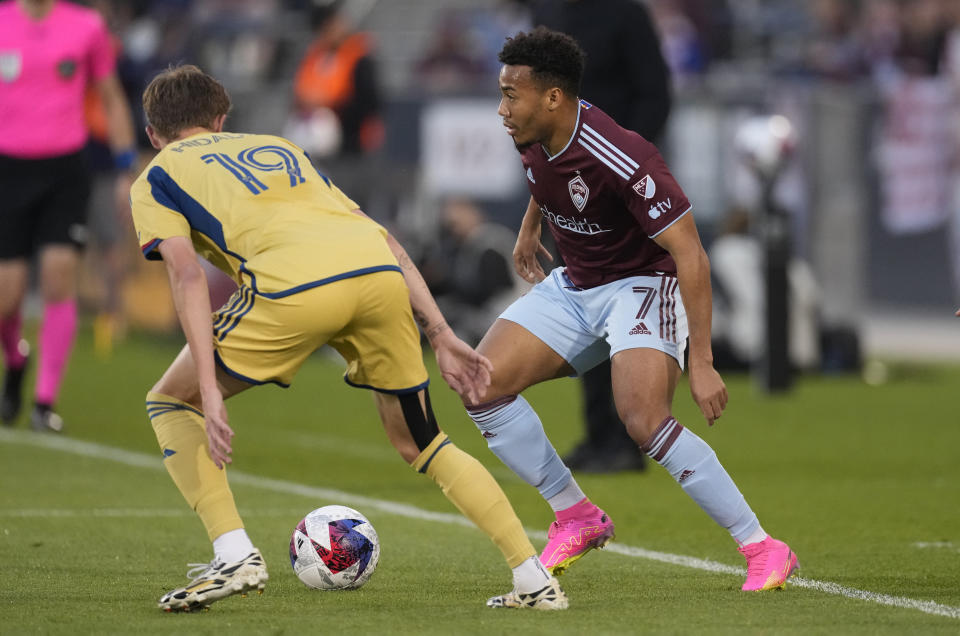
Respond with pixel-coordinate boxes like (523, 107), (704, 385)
(739, 525), (768, 547)
(546, 477), (587, 512)
(467, 395), (572, 501)
(643, 417), (761, 544)
(212, 528), (255, 562)
(512, 556), (551, 593)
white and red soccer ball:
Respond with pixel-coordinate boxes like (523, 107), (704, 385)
(290, 505), (380, 590)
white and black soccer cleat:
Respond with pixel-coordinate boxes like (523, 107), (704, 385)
(486, 576), (569, 610)
(158, 549), (268, 612)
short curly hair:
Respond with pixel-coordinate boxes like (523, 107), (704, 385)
(498, 27), (585, 97)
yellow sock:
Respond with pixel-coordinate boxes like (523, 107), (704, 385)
(411, 433), (535, 568)
(146, 391), (243, 541)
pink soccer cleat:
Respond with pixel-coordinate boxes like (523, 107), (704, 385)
(738, 536), (799, 591)
(539, 507), (615, 576)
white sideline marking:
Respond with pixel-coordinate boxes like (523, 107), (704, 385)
(913, 541), (959, 552)
(2, 428), (959, 621)
(1, 508), (192, 518)
(604, 542), (960, 619)
(0, 508), (305, 518)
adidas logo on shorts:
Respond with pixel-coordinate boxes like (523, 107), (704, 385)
(628, 322), (652, 336)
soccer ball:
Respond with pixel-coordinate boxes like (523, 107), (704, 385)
(289, 505), (380, 590)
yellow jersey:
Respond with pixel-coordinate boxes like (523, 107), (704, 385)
(130, 131), (399, 297)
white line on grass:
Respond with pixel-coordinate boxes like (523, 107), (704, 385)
(602, 542), (960, 619)
(0, 508), (307, 518)
(913, 541), (959, 552)
(0, 508), (193, 517)
(2, 428), (958, 621)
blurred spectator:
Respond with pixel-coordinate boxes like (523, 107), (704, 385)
(860, 0), (900, 80)
(894, 0), (947, 77)
(419, 198), (526, 346)
(416, 2), (534, 94)
(287, 0), (383, 158)
(531, 0), (671, 473)
(649, 0), (707, 84)
(188, 0), (280, 83)
(415, 12), (488, 93)
(942, 0), (960, 305)
(532, 0), (670, 142)
(802, 0), (868, 80)
(674, 0), (734, 65)
(873, 0), (953, 237)
(83, 0), (152, 357)
(710, 208), (821, 372)
(474, 1), (535, 75)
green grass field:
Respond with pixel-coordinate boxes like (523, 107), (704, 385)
(1, 327), (959, 634)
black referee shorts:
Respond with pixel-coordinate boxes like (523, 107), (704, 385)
(0, 151), (91, 259)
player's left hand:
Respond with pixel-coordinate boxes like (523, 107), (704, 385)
(688, 362), (728, 426)
(432, 328), (494, 405)
(202, 389), (234, 468)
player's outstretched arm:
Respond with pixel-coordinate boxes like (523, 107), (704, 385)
(513, 196), (552, 283)
(350, 209), (493, 403)
(158, 237), (235, 468)
(654, 214), (728, 426)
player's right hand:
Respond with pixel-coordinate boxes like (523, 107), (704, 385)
(432, 330), (493, 405)
(202, 389), (234, 468)
(513, 231), (552, 283)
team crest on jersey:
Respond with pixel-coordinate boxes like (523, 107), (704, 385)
(568, 175), (589, 211)
(526, 166), (536, 184)
(0, 52), (21, 83)
(632, 174), (656, 199)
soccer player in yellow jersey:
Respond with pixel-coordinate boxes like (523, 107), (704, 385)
(131, 65), (566, 612)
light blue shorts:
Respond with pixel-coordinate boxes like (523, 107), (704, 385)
(499, 267), (688, 375)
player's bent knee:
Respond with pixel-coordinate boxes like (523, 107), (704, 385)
(625, 411), (672, 446)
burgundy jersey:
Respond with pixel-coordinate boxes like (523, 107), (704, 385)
(520, 100), (692, 288)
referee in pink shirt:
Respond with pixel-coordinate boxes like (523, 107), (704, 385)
(0, 0), (137, 431)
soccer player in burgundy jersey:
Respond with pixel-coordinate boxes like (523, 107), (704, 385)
(464, 27), (799, 592)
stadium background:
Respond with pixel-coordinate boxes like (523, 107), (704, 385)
(70, 0), (960, 364)
(2, 1), (959, 632)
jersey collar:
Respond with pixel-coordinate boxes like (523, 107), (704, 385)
(542, 102), (582, 162)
